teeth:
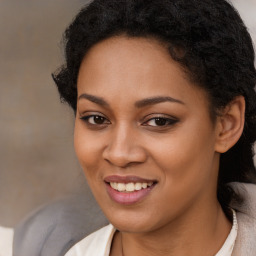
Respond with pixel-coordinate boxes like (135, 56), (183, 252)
(110, 182), (154, 192)
(126, 183), (135, 192)
(117, 183), (126, 192)
(135, 183), (142, 190)
(142, 183), (147, 189)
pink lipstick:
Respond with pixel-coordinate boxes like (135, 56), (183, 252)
(104, 175), (157, 205)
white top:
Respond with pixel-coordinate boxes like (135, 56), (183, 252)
(0, 226), (13, 256)
(65, 211), (238, 256)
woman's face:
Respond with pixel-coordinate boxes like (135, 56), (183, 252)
(74, 36), (221, 233)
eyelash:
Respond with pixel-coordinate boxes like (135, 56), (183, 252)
(80, 115), (110, 126)
(143, 117), (178, 127)
(80, 114), (178, 129)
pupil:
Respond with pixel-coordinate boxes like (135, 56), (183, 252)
(155, 118), (166, 126)
(94, 116), (104, 124)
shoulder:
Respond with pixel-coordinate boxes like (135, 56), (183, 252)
(229, 182), (256, 255)
(0, 226), (13, 256)
(13, 193), (107, 256)
(65, 224), (116, 256)
(229, 182), (256, 218)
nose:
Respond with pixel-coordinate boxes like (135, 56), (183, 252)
(102, 125), (147, 168)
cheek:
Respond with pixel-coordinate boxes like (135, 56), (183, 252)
(143, 127), (218, 222)
(74, 122), (103, 176)
(149, 121), (217, 186)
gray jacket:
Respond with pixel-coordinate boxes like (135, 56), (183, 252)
(13, 183), (256, 256)
(230, 183), (256, 255)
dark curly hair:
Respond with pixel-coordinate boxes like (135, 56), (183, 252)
(53, 0), (256, 216)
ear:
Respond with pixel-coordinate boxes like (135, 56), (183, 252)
(214, 96), (245, 153)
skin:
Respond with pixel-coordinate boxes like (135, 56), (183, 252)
(74, 36), (240, 256)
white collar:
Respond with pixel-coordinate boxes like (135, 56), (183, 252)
(215, 209), (238, 256)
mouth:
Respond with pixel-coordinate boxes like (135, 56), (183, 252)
(104, 175), (157, 205)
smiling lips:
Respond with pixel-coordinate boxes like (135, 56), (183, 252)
(104, 175), (156, 205)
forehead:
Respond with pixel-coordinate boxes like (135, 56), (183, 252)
(77, 36), (210, 110)
(78, 36), (176, 87)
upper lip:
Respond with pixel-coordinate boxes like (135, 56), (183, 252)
(104, 175), (157, 184)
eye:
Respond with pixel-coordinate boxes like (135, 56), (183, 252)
(143, 117), (178, 127)
(80, 115), (110, 125)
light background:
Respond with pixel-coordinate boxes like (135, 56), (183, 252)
(0, 0), (255, 227)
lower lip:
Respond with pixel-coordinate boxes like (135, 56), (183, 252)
(105, 183), (156, 205)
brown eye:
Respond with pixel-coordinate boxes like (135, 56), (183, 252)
(91, 116), (106, 124)
(144, 117), (178, 127)
(154, 118), (168, 126)
(80, 115), (110, 125)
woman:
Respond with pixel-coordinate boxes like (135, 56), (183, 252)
(53, 0), (256, 255)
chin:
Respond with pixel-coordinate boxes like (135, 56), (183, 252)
(103, 207), (166, 234)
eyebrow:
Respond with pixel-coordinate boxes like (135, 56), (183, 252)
(135, 96), (184, 108)
(78, 93), (184, 108)
(78, 93), (109, 107)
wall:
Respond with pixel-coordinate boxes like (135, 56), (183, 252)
(0, 0), (88, 227)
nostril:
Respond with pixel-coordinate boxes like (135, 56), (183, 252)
(103, 150), (136, 168)
(103, 144), (147, 168)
